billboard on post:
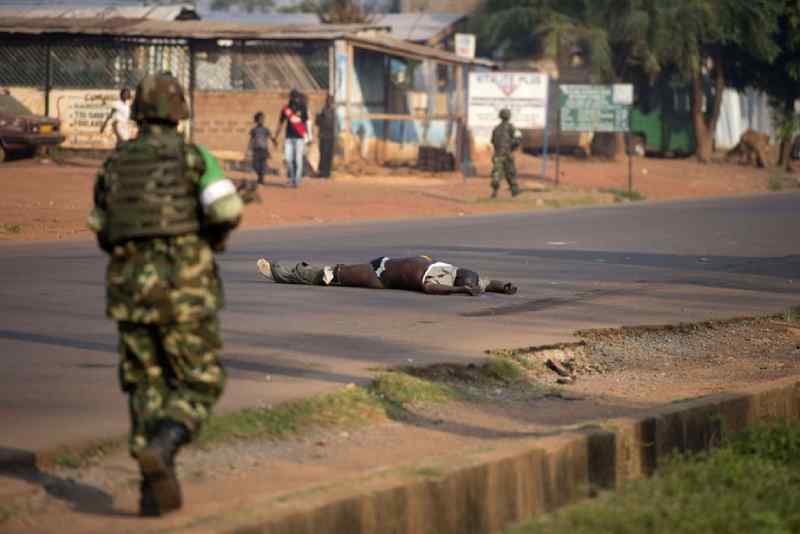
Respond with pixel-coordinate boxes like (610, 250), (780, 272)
(559, 84), (633, 132)
(467, 71), (549, 147)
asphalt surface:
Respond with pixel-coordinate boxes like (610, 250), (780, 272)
(1, 193), (798, 453)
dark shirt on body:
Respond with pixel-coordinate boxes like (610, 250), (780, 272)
(279, 103), (309, 139)
(369, 256), (433, 292)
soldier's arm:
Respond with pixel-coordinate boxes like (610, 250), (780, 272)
(190, 145), (244, 252)
(86, 160), (114, 253)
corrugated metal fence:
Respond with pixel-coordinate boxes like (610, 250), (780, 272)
(0, 34), (329, 149)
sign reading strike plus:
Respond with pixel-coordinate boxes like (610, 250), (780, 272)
(560, 84), (633, 132)
(468, 71), (549, 143)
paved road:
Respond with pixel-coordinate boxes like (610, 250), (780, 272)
(1, 193), (798, 453)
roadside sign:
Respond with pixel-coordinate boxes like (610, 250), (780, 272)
(454, 33), (476, 59)
(560, 84), (633, 132)
(468, 71), (549, 142)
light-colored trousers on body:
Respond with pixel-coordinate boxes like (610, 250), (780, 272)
(284, 138), (306, 186)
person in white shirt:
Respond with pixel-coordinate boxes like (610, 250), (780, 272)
(100, 87), (132, 147)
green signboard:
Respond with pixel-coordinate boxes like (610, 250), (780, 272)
(559, 84), (633, 132)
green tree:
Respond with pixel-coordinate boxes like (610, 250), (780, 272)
(477, 0), (660, 160)
(653, 0), (782, 162)
(725, 0), (800, 169)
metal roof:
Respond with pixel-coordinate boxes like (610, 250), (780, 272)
(0, 16), (385, 40)
(349, 34), (494, 67)
(0, 4), (199, 21)
(0, 15), (493, 66)
(200, 12), (466, 44)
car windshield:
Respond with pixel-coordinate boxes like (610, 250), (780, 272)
(0, 94), (34, 116)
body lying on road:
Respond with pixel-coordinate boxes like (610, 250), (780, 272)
(256, 255), (517, 296)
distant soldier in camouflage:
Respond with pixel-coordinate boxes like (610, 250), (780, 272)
(87, 72), (243, 517)
(491, 108), (522, 198)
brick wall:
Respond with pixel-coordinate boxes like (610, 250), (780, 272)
(192, 90), (328, 159)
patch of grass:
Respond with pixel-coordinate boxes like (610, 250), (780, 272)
(768, 173), (788, 191)
(48, 436), (126, 470)
(506, 419), (800, 534)
(0, 504), (19, 523)
(371, 371), (455, 407)
(482, 356), (527, 383)
(54, 451), (81, 469)
(784, 305), (800, 323)
(0, 223), (22, 234)
(415, 466), (444, 479)
(198, 385), (385, 446)
(600, 188), (645, 202)
(199, 372), (457, 446)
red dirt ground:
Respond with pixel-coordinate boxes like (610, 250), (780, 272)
(0, 151), (788, 243)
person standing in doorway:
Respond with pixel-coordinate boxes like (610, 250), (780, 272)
(276, 88), (309, 187)
(247, 111), (271, 185)
(315, 94), (336, 178)
(100, 87), (132, 147)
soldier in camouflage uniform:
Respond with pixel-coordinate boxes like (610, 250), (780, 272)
(87, 72), (243, 517)
(491, 108), (522, 198)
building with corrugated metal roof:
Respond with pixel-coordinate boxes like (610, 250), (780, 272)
(0, 9), (492, 168)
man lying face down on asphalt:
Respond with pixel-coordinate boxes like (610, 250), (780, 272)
(256, 255), (517, 296)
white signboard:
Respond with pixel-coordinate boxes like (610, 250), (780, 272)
(49, 90), (131, 149)
(454, 33), (476, 59)
(468, 71), (549, 145)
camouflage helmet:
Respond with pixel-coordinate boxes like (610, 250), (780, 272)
(499, 108), (511, 120)
(131, 71), (190, 123)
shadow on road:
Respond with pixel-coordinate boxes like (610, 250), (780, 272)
(0, 446), (132, 518)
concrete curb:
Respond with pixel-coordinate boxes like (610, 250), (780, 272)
(178, 376), (800, 534)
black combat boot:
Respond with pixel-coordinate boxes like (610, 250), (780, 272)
(138, 420), (190, 517)
(491, 188), (499, 199)
(511, 186), (521, 197)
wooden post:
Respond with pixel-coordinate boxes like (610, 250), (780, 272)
(455, 63), (464, 178)
(44, 41), (52, 117)
(328, 43), (334, 97)
(382, 54), (391, 163)
(188, 40), (196, 142)
(346, 42), (354, 134)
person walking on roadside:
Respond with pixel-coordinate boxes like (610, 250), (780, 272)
(247, 111), (271, 185)
(315, 94), (336, 178)
(100, 87), (132, 147)
(87, 72), (243, 517)
(490, 108), (522, 198)
(276, 88), (309, 187)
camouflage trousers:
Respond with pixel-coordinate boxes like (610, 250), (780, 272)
(491, 154), (519, 193)
(117, 318), (225, 457)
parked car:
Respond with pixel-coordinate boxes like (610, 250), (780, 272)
(0, 93), (65, 162)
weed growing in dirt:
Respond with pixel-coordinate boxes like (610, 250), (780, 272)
(600, 188), (645, 202)
(483, 356), (527, 383)
(0, 223), (22, 234)
(768, 175), (784, 191)
(54, 451), (81, 469)
(198, 386), (385, 445)
(198, 373), (457, 446)
(506, 419), (800, 534)
(784, 305), (800, 323)
(0, 504), (19, 523)
(371, 371), (455, 407)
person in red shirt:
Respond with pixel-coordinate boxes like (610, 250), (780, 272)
(275, 89), (310, 187)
